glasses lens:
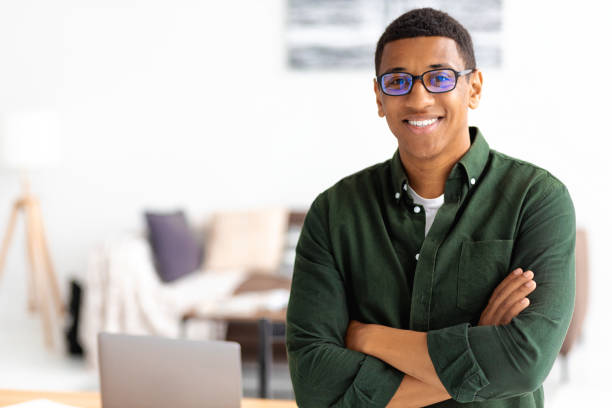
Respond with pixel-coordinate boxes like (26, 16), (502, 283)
(381, 73), (412, 95)
(424, 69), (456, 93)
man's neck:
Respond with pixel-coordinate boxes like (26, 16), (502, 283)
(400, 135), (471, 199)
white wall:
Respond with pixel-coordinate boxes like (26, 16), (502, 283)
(0, 0), (610, 372)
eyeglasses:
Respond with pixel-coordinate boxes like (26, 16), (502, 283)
(377, 68), (474, 96)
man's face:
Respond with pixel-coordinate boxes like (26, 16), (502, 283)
(375, 36), (482, 162)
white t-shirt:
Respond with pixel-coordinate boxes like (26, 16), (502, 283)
(407, 185), (444, 237)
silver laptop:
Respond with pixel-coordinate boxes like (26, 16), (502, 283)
(98, 333), (242, 408)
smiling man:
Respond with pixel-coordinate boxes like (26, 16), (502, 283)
(286, 8), (575, 408)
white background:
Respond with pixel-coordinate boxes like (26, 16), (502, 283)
(0, 0), (610, 403)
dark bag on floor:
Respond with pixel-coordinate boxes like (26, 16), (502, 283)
(65, 279), (84, 356)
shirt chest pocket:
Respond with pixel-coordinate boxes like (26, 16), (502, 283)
(457, 240), (514, 313)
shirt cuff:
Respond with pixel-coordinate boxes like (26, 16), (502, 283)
(346, 355), (404, 407)
(427, 322), (489, 403)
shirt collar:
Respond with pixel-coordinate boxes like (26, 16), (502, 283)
(455, 126), (490, 184)
(390, 126), (490, 197)
(390, 148), (409, 196)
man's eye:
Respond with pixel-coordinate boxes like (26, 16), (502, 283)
(433, 75), (451, 83)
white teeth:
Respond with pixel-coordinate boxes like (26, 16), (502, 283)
(407, 118), (438, 127)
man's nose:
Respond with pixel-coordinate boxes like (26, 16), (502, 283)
(405, 79), (435, 110)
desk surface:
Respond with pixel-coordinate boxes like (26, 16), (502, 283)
(0, 389), (297, 408)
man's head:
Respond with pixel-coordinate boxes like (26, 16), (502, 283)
(373, 8), (483, 168)
(375, 8), (476, 76)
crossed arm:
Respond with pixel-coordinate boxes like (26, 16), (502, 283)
(344, 268), (537, 407)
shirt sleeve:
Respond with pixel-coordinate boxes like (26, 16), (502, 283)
(426, 175), (576, 403)
(286, 193), (404, 408)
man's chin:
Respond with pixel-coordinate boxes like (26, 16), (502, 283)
(397, 140), (445, 161)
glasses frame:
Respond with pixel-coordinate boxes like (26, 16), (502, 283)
(376, 68), (474, 96)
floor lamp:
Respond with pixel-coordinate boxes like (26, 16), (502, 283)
(0, 111), (64, 348)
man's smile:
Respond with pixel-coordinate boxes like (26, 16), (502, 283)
(405, 118), (439, 127)
(402, 116), (443, 133)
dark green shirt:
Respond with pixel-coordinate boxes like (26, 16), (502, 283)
(286, 127), (575, 407)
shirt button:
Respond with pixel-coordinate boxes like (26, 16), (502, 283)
(403, 183), (408, 191)
(415, 253), (420, 261)
(395, 192), (401, 199)
(470, 177), (476, 185)
(413, 206), (421, 214)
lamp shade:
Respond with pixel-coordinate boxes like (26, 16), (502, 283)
(0, 111), (61, 170)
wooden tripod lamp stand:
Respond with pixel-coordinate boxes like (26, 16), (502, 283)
(0, 111), (64, 348)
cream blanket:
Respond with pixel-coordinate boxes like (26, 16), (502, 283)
(80, 234), (248, 366)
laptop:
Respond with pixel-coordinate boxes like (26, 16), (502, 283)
(98, 333), (242, 408)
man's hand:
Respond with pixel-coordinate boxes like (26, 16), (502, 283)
(479, 268), (536, 326)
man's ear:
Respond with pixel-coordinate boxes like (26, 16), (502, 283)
(374, 78), (385, 117)
(468, 69), (483, 109)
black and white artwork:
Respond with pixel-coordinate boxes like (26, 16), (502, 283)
(287, 0), (503, 70)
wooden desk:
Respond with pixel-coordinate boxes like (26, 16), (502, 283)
(0, 389), (297, 408)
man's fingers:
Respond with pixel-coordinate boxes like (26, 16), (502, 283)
(479, 268), (537, 326)
(501, 297), (530, 325)
(488, 268), (523, 301)
(487, 269), (534, 314)
(499, 279), (536, 315)
(482, 269), (535, 326)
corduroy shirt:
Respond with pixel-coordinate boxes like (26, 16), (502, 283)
(286, 127), (575, 407)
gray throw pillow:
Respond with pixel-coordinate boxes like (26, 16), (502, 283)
(145, 211), (203, 283)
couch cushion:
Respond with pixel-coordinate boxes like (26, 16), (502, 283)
(203, 208), (288, 274)
(145, 211), (203, 282)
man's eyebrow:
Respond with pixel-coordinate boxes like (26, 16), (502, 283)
(381, 63), (456, 76)
(381, 67), (407, 75)
(428, 63), (460, 69)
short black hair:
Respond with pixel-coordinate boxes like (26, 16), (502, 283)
(374, 8), (476, 76)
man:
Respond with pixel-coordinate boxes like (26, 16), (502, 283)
(286, 7), (575, 408)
